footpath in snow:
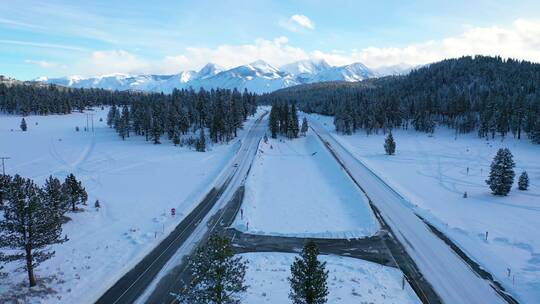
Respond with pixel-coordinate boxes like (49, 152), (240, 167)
(232, 127), (379, 238)
(310, 113), (540, 303)
(240, 252), (420, 304)
(0, 108), (262, 303)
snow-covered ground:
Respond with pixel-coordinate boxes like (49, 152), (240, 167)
(240, 252), (420, 304)
(0, 108), (261, 303)
(232, 126), (379, 238)
(310, 114), (540, 303)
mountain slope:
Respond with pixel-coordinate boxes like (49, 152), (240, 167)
(39, 60), (407, 93)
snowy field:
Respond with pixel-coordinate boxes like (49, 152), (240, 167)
(240, 252), (420, 304)
(0, 108), (261, 303)
(310, 114), (540, 303)
(232, 125), (379, 238)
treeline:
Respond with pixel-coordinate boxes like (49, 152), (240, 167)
(0, 173), (87, 286)
(268, 103), (300, 138)
(0, 83), (119, 115)
(260, 56), (540, 144)
(107, 88), (257, 148)
(0, 82), (257, 121)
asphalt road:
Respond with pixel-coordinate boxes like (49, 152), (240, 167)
(225, 228), (397, 267)
(309, 119), (516, 304)
(94, 113), (267, 304)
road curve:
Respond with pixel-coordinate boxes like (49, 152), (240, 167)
(309, 119), (509, 304)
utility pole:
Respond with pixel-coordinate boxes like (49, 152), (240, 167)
(0, 157), (10, 175)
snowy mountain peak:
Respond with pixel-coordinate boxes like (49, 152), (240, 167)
(197, 63), (223, 79)
(248, 60), (279, 73)
(281, 59), (331, 76)
(38, 60), (407, 93)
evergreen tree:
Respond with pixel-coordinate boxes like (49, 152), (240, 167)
(0, 174), (12, 206)
(43, 176), (68, 220)
(196, 128), (206, 152)
(486, 148), (516, 196)
(177, 234), (247, 304)
(301, 117), (309, 136)
(20, 118), (27, 131)
(289, 104), (300, 138)
(107, 105), (118, 128)
(289, 241), (329, 304)
(62, 174), (88, 211)
(172, 129), (180, 146)
(530, 120), (540, 144)
(384, 132), (396, 155)
(150, 115), (162, 144)
(518, 171), (529, 190)
(94, 199), (101, 209)
(269, 105), (279, 138)
(0, 175), (67, 287)
(119, 105), (130, 140)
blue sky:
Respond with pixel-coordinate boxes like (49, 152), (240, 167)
(1, 0), (540, 79)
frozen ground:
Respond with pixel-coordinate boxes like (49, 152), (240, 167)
(240, 252), (420, 304)
(310, 114), (540, 303)
(0, 108), (261, 303)
(232, 126), (379, 238)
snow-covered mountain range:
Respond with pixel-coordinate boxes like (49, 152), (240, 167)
(37, 59), (411, 94)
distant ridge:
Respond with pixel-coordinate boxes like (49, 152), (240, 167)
(37, 60), (412, 94)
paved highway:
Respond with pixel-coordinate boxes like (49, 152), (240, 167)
(309, 119), (514, 304)
(95, 112), (267, 304)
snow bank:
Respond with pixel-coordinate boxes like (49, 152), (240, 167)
(232, 126), (379, 238)
(240, 252), (420, 304)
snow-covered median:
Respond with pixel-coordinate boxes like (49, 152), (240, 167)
(0, 108), (260, 303)
(233, 129), (379, 238)
(240, 252), (420, 304)
(309, 113), (540, 303)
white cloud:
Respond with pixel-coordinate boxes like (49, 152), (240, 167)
(280, 14), (315, 32)
(25, 59), (66, 69)
(81, 50), (149, 76)
(181, 36), (308, 70)
(0, 39), (86, 52)
(65, 18), (540, 76)
(291, 14), (315, 29)
(335, 18), (540, 68)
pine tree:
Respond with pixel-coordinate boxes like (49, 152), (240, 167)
(107, 105), (117, 128)
(530, 120), (540, 144)
(20, 117), (27, 131)
(172, 128), (180, 146)
(289, 104), (300, 138)
(177, 234), (247, 304)
(289, 241), (329, 304)
(384, 132), (396, 155)
(119, 105), (130, 140)
(150, 116), (162, 144)
(62, 174), (88, 211)
(301, 117), (309, 136)
(0, 175), (67, 287)
(43, 175), (68, 220)
(196, 128), (206, 152)
(0, 174), (12, 206)
(269, 105), (279, 138)
(94, 199), (101, 209)
(518, 171), (529, 190)
(486, 148), (516, 196)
